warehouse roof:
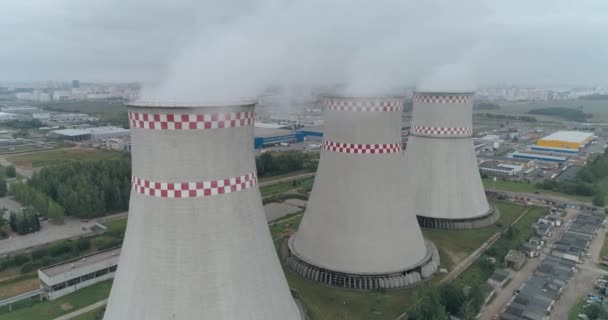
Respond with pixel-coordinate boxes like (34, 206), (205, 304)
(40, 247), (121, 278)
(52, 129), (90, 137)
(540, 131), (594, 144)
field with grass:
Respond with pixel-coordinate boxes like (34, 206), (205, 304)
(482, 178), (593, 202)
(422, 202), (528, 264)
(0, 274), (39, 300)
(273, 201), (531, 320)
(258, 170), (314, 183)
(497, 99), (608, 121)
(260, 177), (314, 197)
(0, 280), (112, 320)
(41, 101), (126, 122)
(6, 148), (125, 168)
(453, 206), (546, 289)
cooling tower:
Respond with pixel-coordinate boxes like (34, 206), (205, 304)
(104, 102), (302, 320)
(403, 92), (499, 229)
(286, 96), (439, 290)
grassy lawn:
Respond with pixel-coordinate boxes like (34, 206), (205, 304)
(568, 297), (586, 320)
(102, 219), (127, 233)
(453, 206), (546, 289)
(6, 148), (125, 168)
(0, 280), (112, 320)
(260, 177), (314, 197)
(0, 274), (39, 300)
(287, 270), (438, 320)
(498, 99), (608, 121)
(483, 178), (593, 202)
(275, 202), (534, 320)
(258, 170), (314, 183)
(422, 201), (528, 263)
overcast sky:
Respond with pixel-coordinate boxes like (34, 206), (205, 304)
(2, 0), (607, 94)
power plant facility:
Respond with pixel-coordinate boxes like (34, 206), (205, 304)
(403, 92), (499, 229)
(104, 103), (302, 319)
(286, 96), (439, 290)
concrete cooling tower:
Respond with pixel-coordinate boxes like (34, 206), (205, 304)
(104, 102), (302, 320)
(403, 92), (499, 230)
(286, 96), (439, 290)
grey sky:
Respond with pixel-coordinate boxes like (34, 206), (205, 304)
(1, 0), (607, 94)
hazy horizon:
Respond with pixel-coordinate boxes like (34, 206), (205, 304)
(2, 0), (608, 96)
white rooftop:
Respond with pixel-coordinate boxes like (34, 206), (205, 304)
(52, 127), (129, 137)
(52, 128), (90, 137)
(540, 131), (594, 143)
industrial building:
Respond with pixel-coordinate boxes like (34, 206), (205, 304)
(287, 96), (439, 290)
(403, 91), (498, 229)
(479, 161), (523, 177)
(38, 247), (120, 300)
(536, 131), (595, 152)
(51, 126), (129, 142)
(551, 209), (603, 263)
(510, 152), (567, 163)
(104, 102), (302, 320)
(254, 126), (323, 149)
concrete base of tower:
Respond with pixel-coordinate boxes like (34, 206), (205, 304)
(283, 239), (440, 290)
(416, 203), (499, 230)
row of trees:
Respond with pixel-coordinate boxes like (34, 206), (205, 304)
(29, 159), (131, 218)
(10, 182), (65, 223)
(9, 208), (41, 235)
(528, 107), (592, 122)
(256, 151), (318, 177)
(537, 149), (608, 206)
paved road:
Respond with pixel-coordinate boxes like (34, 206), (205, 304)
(0, 212), (126, 256)
(53, 299), (108, 320)
(480, 209), (576, 320)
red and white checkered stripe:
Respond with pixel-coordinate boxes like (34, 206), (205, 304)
(411, 125), (473, 137)
(324, 98), (403, 112)
(128, 111), (254, 130)
(413, 95), (473, 104)
(322, 140), (401, 154)
(131, 172), (257, 198)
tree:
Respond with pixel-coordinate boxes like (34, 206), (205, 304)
(440, 284), (467, 315)
(5, 166), (16, 178)
(9, 211), (17, 231)
(47, 201), (65, 225)
(0, 176), (6, 197)
(593, 193), (605, 207)
(409, 288), (450, 320)
(459, 300), (478, 320)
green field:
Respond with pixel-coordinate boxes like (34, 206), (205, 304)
(482, 178), (593, 202)
(260, 177), (314, 197)
(0, 280), (112, 320)
(453, 206), (545, 289)
(7, 148), (125, 168)
(0, 274), (39, 300)
(497, 99), (608, 121)
(258, 170), (314, 183)
(41, 101), (127, 122)
(277, 202), (532, 320)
